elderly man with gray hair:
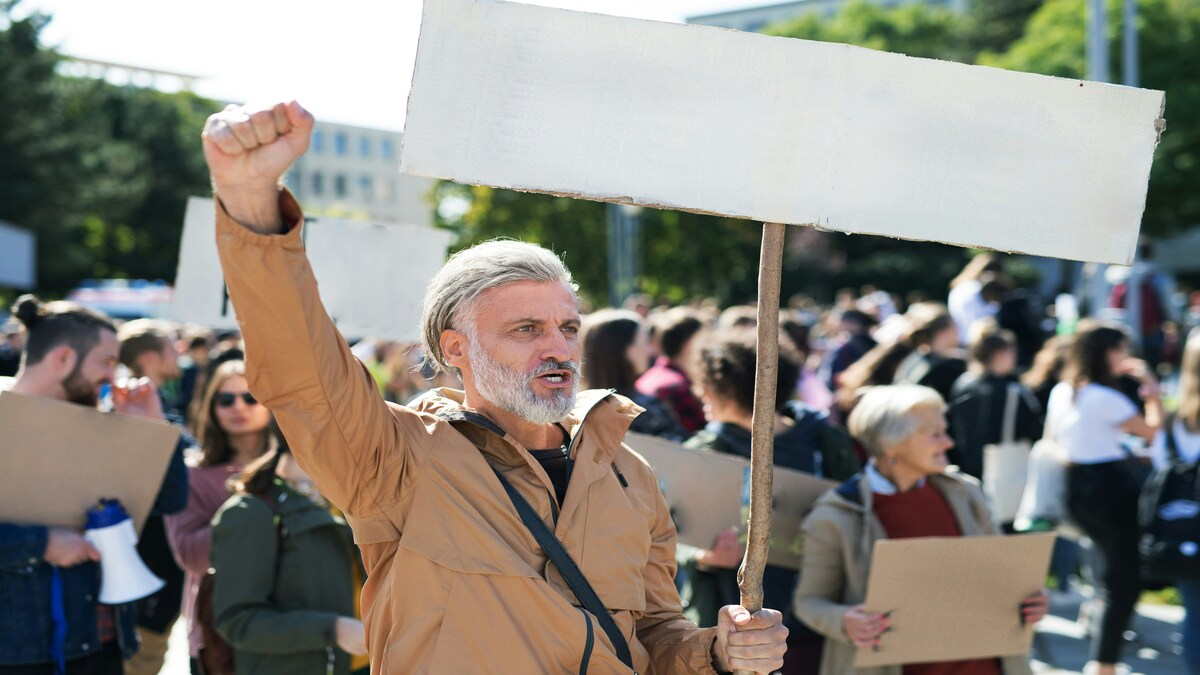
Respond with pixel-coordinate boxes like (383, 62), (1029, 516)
(198, 100), (787, 674)
(792, 384), (1048, 675)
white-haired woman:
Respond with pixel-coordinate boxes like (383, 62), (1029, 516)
(793, 385), (1048, 675)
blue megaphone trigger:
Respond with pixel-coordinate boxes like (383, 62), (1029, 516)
(86, 499), (130, 530)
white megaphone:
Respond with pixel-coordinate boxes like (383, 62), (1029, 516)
(84, 499), (164, 605)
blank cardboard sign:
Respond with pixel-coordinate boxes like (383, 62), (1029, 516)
(172, 197), (452, 341)
(401, 0), (1164, 265)
(625, 432), (836, 570)
(0, 391), (180, 535)
(856, 532), (1057, 667)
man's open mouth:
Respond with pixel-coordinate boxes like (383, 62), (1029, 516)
(537, 371), (572, 385)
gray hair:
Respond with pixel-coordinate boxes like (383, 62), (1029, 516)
(846, 385), (946, 458)
(420, 239), (577, 374)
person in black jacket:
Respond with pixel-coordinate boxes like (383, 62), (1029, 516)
(946, 326), (1042, 530)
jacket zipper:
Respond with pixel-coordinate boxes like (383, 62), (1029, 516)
(577, 607), (595, 675)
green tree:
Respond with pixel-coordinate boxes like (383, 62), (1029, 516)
(764, 0), (973, 61)
(0, 1), (93, 295)
(965, 0), (1047, 55)
(0, 1), (215, 298)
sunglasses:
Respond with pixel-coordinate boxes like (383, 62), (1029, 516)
(215, 391), (258, 408)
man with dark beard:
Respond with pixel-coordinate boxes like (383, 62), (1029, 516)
(200, 100), (788, 674)
(0, 296), (188, 675)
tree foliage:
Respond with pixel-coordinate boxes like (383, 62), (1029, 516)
(0, 1), (215, 298)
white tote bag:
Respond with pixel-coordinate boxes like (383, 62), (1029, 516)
(983, 383), (1032, 524)
(1014, 408), (1070, 532)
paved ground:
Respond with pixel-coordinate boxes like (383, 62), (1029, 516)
(158, 589), (1187, 674)
(1031, 591), (1186, 674)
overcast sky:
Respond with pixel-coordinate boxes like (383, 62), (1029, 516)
(17, 0), (767, 131)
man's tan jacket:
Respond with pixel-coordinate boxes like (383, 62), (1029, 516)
(215, 192), (721, 674)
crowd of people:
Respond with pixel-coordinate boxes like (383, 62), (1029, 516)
(2, 100), (1197, 675)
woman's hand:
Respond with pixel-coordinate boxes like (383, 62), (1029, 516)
(696, 528), (744, 570)
(335, 616), (368, 656)
(1020, 590), (1050, 627)
(843, 605), (889, 648)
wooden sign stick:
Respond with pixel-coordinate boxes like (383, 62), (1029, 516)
(735, 222), (786, 675)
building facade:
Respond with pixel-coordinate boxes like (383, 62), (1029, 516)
(686, 0), (967, 32)
(283, 121), (436, 227)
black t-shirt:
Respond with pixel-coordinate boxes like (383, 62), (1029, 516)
(528, 448), (571, 506)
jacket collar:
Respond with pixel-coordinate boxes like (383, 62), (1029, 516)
(412, 388), (642, 529)
(829, 470), (989, 535)
(412, 387), (640, 465)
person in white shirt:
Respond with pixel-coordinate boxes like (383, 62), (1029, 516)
(1147, 331), (1200, 674)
(1046, 321), (1162, 675)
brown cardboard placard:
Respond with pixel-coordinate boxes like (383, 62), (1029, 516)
(0, 391), (181, 535)
(625, 432), (837, 570)
(855, 532), (1057, 667)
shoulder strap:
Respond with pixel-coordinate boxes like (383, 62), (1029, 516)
(1166, 415), (1182, 463)
(491, 468), (635, 672)
(1001, 383), (1020, 446)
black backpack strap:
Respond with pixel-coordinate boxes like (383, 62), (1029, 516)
(1166, 415), (1182, 464)
(491, 468), (635, 672)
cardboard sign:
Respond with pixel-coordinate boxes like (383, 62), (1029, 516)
(401, 0), (1164, 265)
(172, 197), (452, 341)
(0, 391), (181, 535)
(625, 432), (837, 570)
(855, 532), (1057, 667)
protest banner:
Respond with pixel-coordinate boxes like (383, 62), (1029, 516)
(400, 0), (1164, 640)
(0, 391), (180, 535)
(625, 432), (836, 570)
(172, 197), (452, 342)
(401, 0), (1164, 266)
(855, 532), (1057, 667)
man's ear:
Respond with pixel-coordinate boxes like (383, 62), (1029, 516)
(50, 345), (79, 377)
(441, 329), (469, 373)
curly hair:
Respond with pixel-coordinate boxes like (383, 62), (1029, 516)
(691, 328), (800, 414)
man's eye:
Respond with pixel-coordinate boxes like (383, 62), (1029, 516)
(516, 325), (535, 332)
(562, 326), (579, 336)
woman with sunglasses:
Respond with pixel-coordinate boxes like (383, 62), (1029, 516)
(167, 360), (273, 674)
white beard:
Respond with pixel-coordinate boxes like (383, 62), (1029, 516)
(468, 340), (579, 424)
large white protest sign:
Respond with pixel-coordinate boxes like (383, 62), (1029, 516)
(400, 0), (1164, 265)
(172, 197), (452, 341)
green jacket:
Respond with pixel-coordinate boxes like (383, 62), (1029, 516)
(211, 480), (358, 675)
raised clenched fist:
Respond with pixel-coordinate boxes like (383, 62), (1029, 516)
(201, 101), (314, 231)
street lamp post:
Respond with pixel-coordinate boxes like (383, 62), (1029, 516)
(606, 203), (643, 308)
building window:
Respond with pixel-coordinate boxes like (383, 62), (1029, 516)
(334, 174), (347, 198)
(312, 172), (325, 196)
(381, 138), (395, 159)
(359, 137), (371, 158)
(334, 132), (348, 156)
(359, 175), (373, 201)
(311, 129), (324, 153)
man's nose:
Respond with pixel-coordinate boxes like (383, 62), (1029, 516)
(540, 329), (575, 363)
